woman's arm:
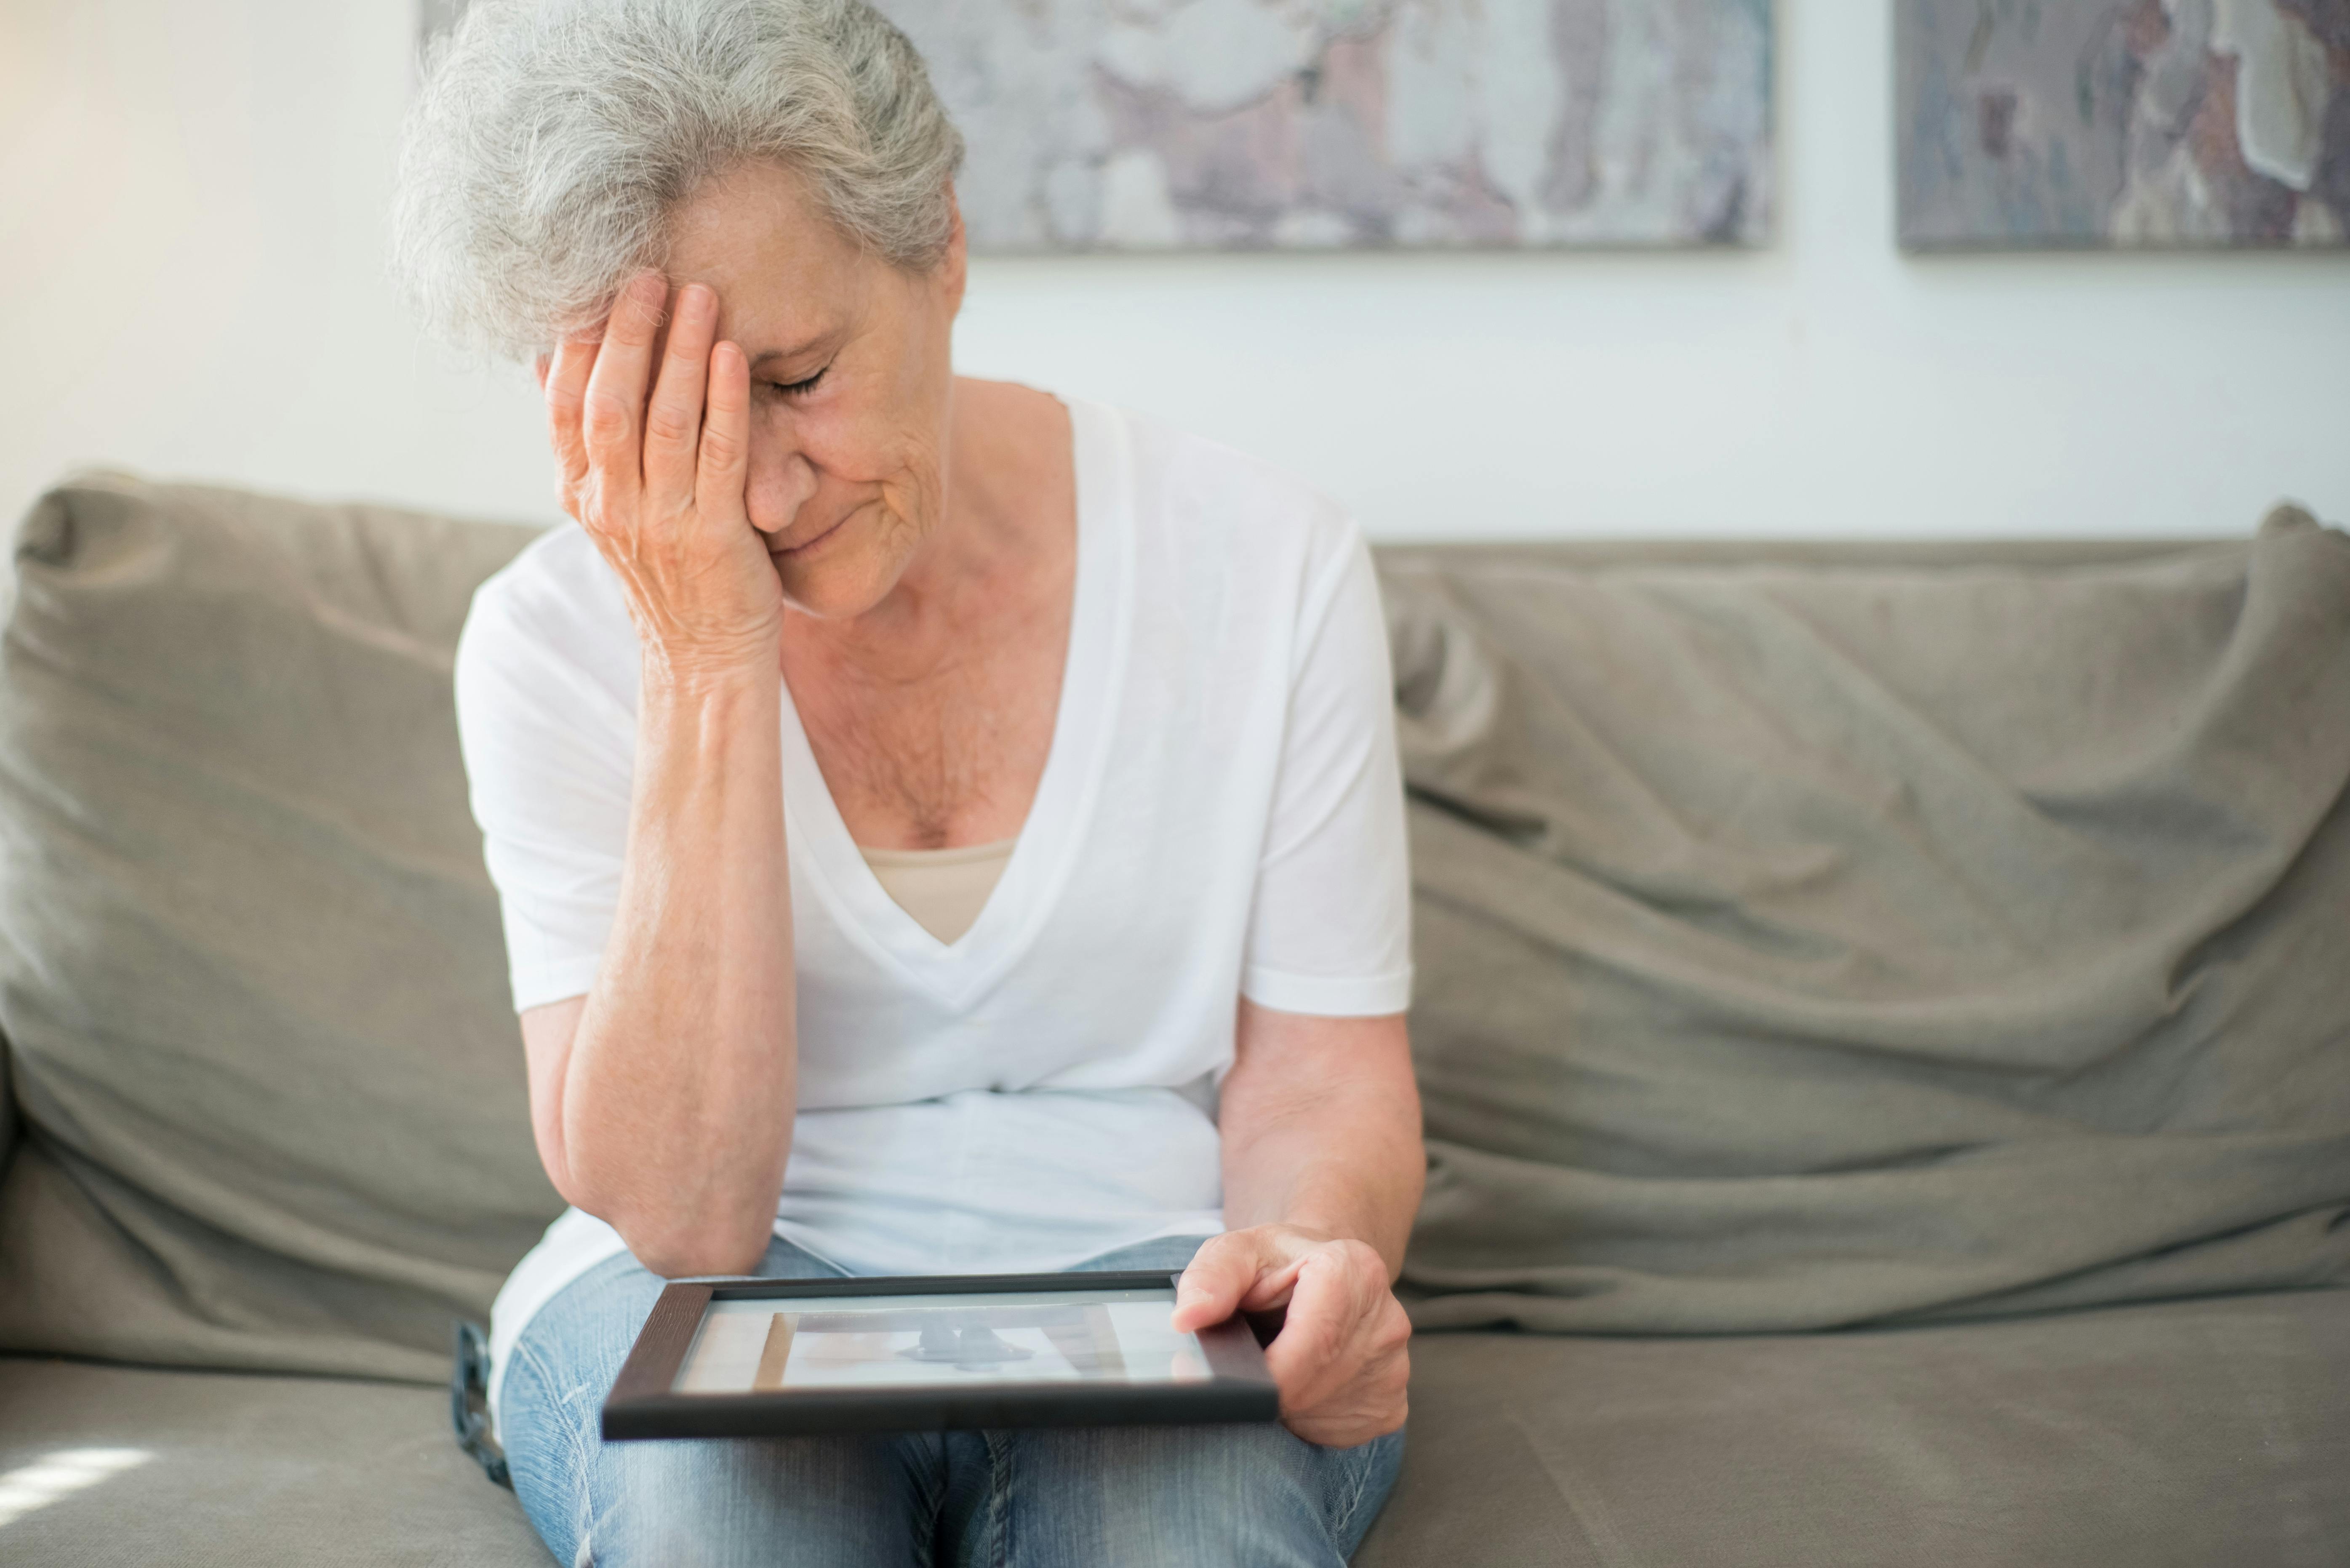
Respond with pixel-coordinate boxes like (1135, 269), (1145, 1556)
(518, 272), (797, 1278)
(1171, 999), (1424, 1446)
(521, 663), (791, 1277)
(1219, 1002), (1422, 1273)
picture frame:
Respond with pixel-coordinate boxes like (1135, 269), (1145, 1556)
(603, 1270), (1281, 1440)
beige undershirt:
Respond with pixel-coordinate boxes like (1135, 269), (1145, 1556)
(857, 838), (1017, 945)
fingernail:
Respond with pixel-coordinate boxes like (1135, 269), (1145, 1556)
(678, 283), (714, 320)
(630, 272), (665, 308)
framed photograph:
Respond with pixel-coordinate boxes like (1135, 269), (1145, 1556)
(603, 1271), (1281, 1439)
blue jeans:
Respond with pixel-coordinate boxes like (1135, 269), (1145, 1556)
(498, 1235), (1406, 1566)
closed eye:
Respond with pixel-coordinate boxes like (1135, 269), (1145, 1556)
(763, 367), (828, 397)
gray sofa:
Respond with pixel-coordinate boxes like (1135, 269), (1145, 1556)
(2, 476), (2345, 1566)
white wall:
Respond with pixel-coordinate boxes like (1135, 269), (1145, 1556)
(4, 0), (2345, 543)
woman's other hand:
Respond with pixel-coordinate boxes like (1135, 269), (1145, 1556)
(543, 270), (784, 680)
(1169, 1223), (1412, 1448)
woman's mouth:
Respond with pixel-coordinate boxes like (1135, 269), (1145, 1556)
(774, 516), (848, 558)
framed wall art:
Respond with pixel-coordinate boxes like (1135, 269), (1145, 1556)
(1896, 0), (2350, 249)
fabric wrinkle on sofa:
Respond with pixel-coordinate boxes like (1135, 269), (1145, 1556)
(0, 1031), (18, 1188)
(0, 474), (2345, 1565)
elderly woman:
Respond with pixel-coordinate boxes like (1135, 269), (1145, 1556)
(395, 1), (1419, 1562)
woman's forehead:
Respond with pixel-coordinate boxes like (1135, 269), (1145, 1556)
(666, 163), (876, 352)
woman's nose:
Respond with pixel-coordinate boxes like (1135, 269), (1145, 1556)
(744, 442), (819, 536)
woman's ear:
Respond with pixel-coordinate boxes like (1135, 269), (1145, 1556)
(939, 183), (968, 317)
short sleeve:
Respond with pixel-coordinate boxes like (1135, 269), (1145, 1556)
(453, 564), (636, 1013)
(1241, 530), (1414, 1017)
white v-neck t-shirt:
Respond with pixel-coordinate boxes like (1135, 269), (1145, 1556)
(455, 400), (1412, 1419)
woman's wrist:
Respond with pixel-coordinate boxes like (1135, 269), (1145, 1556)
(633, 652), (784, 793)
(1256, 1211), (1407, 1281)
(639, 646), (781, 705)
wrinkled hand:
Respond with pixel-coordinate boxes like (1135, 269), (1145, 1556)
(1170, 1225), (1410, 1448)
(543, 270), (783, 679)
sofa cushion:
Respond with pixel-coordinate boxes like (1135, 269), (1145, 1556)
(1386, 509), (2350, 1333)
(0, 476), (562, 1383)
(1355, 1286), (2350, 1567)
(4, 1286), (2343, 1566)
(0, 1355), (549, 1566)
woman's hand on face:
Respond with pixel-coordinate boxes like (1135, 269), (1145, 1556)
(544, 270), (784, 682)
(1169, 1224), (1411, 1448)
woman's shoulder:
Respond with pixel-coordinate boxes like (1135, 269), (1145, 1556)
(470, 522), (629, 634)
(1091, 403), (1360, 559)
(456, 522), (638, 713)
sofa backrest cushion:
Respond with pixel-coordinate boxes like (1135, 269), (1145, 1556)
(2, 472), (2343, 1376)
(1387, 508), (2350, 1333)
(0, 476), (561, 1383)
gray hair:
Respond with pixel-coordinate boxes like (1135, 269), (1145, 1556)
(391, 0), (964, 359)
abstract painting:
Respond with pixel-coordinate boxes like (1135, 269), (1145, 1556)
(878, 0), (1775, 250)
(1896, 0), (2350, 248)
